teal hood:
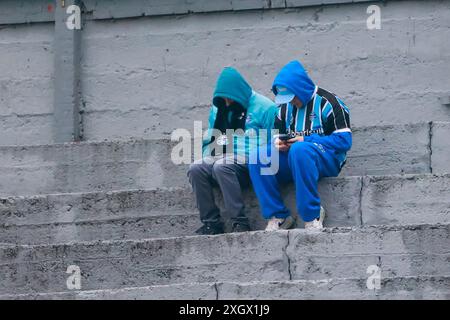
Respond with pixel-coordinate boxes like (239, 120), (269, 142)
(213, 67), (253, 109)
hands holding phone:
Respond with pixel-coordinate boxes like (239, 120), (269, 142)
(274, 134), (304, 152)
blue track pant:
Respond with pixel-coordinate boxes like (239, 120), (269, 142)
(248, 141), (341, 222)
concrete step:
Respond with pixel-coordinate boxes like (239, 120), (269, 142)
(1, 174), (449, 244)
(0, 224), (448, 294)
(1, 276), (448, 300)
(0, 122), (449, 197)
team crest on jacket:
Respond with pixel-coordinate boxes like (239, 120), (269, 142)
(309, 112), (317, 121)
(216, 135), (229, 146)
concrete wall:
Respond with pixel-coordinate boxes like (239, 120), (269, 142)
(80, 0), (450, 141)
(0, 23), (54, 145)
(0, 0), (449, 145)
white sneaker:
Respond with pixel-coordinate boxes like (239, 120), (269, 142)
(305, 206), (326, 231)
(265, 216), (295, 231)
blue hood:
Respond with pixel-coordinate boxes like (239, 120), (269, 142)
(272, 61), (316, 106)
(213, 67), (252, 109)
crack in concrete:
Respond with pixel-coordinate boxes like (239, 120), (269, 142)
(213, 282), (219, 300)
(283, 231), (293, 281)
(428, 121), (433, 174)
(358, 177), (364, 226)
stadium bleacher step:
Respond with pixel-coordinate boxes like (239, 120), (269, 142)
(0, 224), (448, 295)
(1, 275), (449, 300)
(1, 173), (448, 245)
(1, 122), (449, 197)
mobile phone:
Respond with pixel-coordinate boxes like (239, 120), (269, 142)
(276, 133), (296, 141)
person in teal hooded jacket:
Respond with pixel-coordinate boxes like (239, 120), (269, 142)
(187, 67), (278, 235)
(249, 60), (352, 232)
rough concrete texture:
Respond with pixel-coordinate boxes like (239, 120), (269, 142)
(0, 23), (54, 146)
(0, 230), (289, 294)
(0, 139), (188, 196)
(0, 224), (448, 294)
(216, 276), (450, 300)
(0, 187), (197, 226)
(286, 224), (450, 281)
(341, 123), (431, 176)
(431, 122), (450, 174)
(361, 174), (450, 226)
(80, 0), (450, 141)
(2, 276), (449, 300)
(0, 177), (358, 244)
(0, 0), (449, 300)
(0, 0), (54, 25)
(83, 0), (286, 19)
(0, 0), (373, 24)
(0, 283), (217, 300)
(1, 174), (449, 244)
(1, 1), (449, 145)
(0, 213), (201, 245)
(1, 122), (447, 197)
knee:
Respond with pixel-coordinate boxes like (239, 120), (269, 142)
(212, 162), (233, 177)
(187, 162), (203, 178)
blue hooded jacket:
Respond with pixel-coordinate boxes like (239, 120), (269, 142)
(272, 60), (316, 107)
(272, 60), (352, 168)
(203, 67), (278, 159)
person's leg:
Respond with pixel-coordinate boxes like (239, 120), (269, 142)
(248, 144), (293, 220)
(287, 142), (340, 222)
(211, 156), (251, 229)
(187, 158), (222, 226)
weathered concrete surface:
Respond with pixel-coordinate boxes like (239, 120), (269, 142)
(0, 0), (375, 24)
(341, 123), (431, 176)
(0, 214), (201, 245)
(80, 1), (450, 141)
(287, 224), (450, 281)
(217, 276), (450, 300)
(0, 0), (448, 300)
(1, 174), (449, 244)
(2, 276), (449, 300)
(0, 176), (360, 244)
(0, 0), (54, 25)
(0, 188), (196, 226)
(431, 122), (450, 174)
(83, 0), (285, 19)
(1, 122), (445, 197)
(0, 23), (54, 146)
(1, 1), (449, 145)
(0, 230), (288, 294)
(281, 176), (363, 228)
(0, 283), (217, 300)
(361, 174), (450, 226)
(0, 139), (188, 197)
(0, 224), (448, 294)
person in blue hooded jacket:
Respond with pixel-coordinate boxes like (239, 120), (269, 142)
(187, 67), (278, 235)
(249, 60), (352, 231)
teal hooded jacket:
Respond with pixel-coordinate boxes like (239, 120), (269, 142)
(203, 67), (278, 159)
